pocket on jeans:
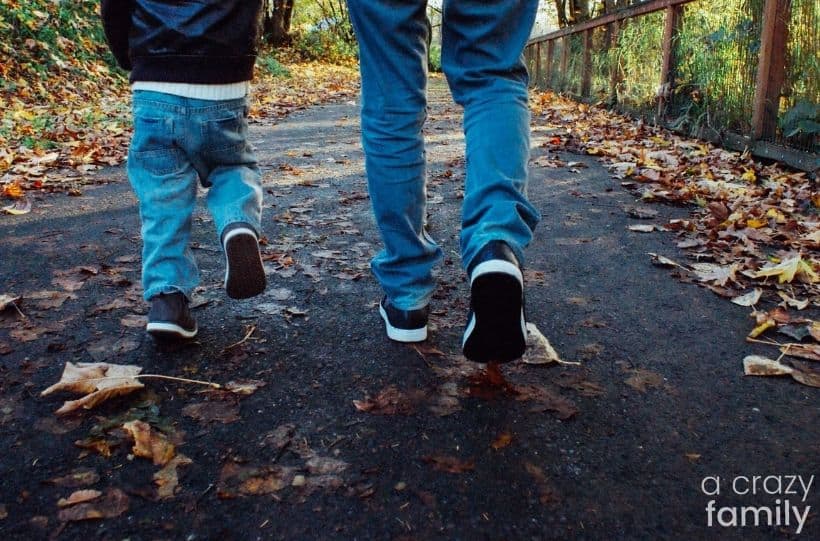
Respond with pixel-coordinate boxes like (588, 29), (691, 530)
(131, 148), (185, 176)
(204, 112), (246, 153)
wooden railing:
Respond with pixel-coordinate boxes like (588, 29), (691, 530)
(525, 0), (819, 172)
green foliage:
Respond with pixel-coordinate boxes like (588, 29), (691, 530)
(0, 0), (120, 82)
(428, 44), (442, 73)
(293, 27), (357, 63)
(257, 54), (292, 78)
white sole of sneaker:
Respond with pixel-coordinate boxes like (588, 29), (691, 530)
(223, 227), (266, 299)
(379, 304), (428, 343)
(146, 321), (198, 339)
(470, 259), (523, 285)
(462, 260), (526, 363)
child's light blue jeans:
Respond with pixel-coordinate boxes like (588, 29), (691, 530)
(127, 91), (262, 301)
(348, 0), (541, 311)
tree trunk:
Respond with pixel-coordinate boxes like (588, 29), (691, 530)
(262, 0), (294, 46)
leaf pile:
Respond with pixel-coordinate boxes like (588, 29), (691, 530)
(531, 89), (819, 368)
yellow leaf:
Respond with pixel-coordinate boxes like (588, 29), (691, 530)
(748, 319), (775, 338)
(765, 208), (786, 223)
(746, 218), (767, 228)
(753, 257), (800, 283)
(740, 169), (757, 183)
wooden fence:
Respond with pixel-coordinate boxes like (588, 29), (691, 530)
(525, 0), (819, 172)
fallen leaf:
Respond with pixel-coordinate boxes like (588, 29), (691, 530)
(777, 291), (810, 310)
(691, 263), (738, 286)
(2, 197), (32, 215)
(122, 420), (175, 465)
(47, 469), (100, 488)
(524, 462), (560, 504)
(491, 432), (513, 450)
(57, 489), (102, 508)
(753, 256), (817, 284)
(780, 343), (820, 362)
(224, 379), (266, 395)
(748, 319), (776, 338)
(731, 289), (762, 307)
(522, 323), (565, 365)
(514, 384), (579, 419)
(627, 224), (657, 233)
(743, 355), (820, 387)
(182, 400), (240, 424)
(649, 252), (686, 269)
(624, 369), (665, 392)
(353, 386), (421, 415)
(259, 424), (295, 450)
(217, 462), (297, 498)
(154, 454), (192, 499)
(57, 489), (128, 522)
(305, 457), (348, 475)
(422, 455), (475, 474)
(0, 294), (22, 312)
(41, 362), (144, 414)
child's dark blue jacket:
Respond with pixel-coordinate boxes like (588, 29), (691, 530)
(100, 0), (263, 84)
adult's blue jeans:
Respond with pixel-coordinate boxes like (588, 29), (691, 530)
(348, 0), (541, 310)
(127, 91), (262, 301)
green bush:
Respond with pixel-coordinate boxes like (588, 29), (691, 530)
(293, 28), (357, 63)
(257, 54), (291, 78)
(428, 44), (442, 72)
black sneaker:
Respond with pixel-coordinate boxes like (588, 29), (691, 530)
(146, 292), (198, 340)
(222, 222), (266, 299)
(462, 240), (526, 363)
(379, 297), (429, 343)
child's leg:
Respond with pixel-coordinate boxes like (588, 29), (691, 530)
(193, 99), (262, 239)
(128, 93), (199, 301)
(190, 98), (265, 299)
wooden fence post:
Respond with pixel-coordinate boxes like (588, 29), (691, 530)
(609, 20), (622, 104)
(581, 28), (593, 98)
(535, 41), (542, 87)
(752, 0), (790, 141)
(560, 36), (570, 92)
(546, 39), (555, 88)
(657, 5), (683, 121)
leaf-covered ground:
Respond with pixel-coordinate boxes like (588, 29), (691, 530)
(0, 78), (817, 539)
(530, 91), (819, 367)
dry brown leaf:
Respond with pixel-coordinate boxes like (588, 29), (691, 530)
(217, 462), (297, 498)
(624, 369), (665, 392)
(122, 420), (175, 466)
(514, 384), (579, 419)
(57, 489), (102, 508)
(780, 343), (820, 362)
(182, 400), (240, 424)
(57, 488), (128, 523)
(743, 355), (820, 388)
(41, 362), (144, 415)
(154, 454), (192, 500)
(47, 469), (100, 488)
(353, 386), (421, 415)
(422, 455), (475, 474)
(491, 432), (513, 450)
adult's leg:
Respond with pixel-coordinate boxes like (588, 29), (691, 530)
(440, 0), (540, 270)
(348, 0), (442, 310)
